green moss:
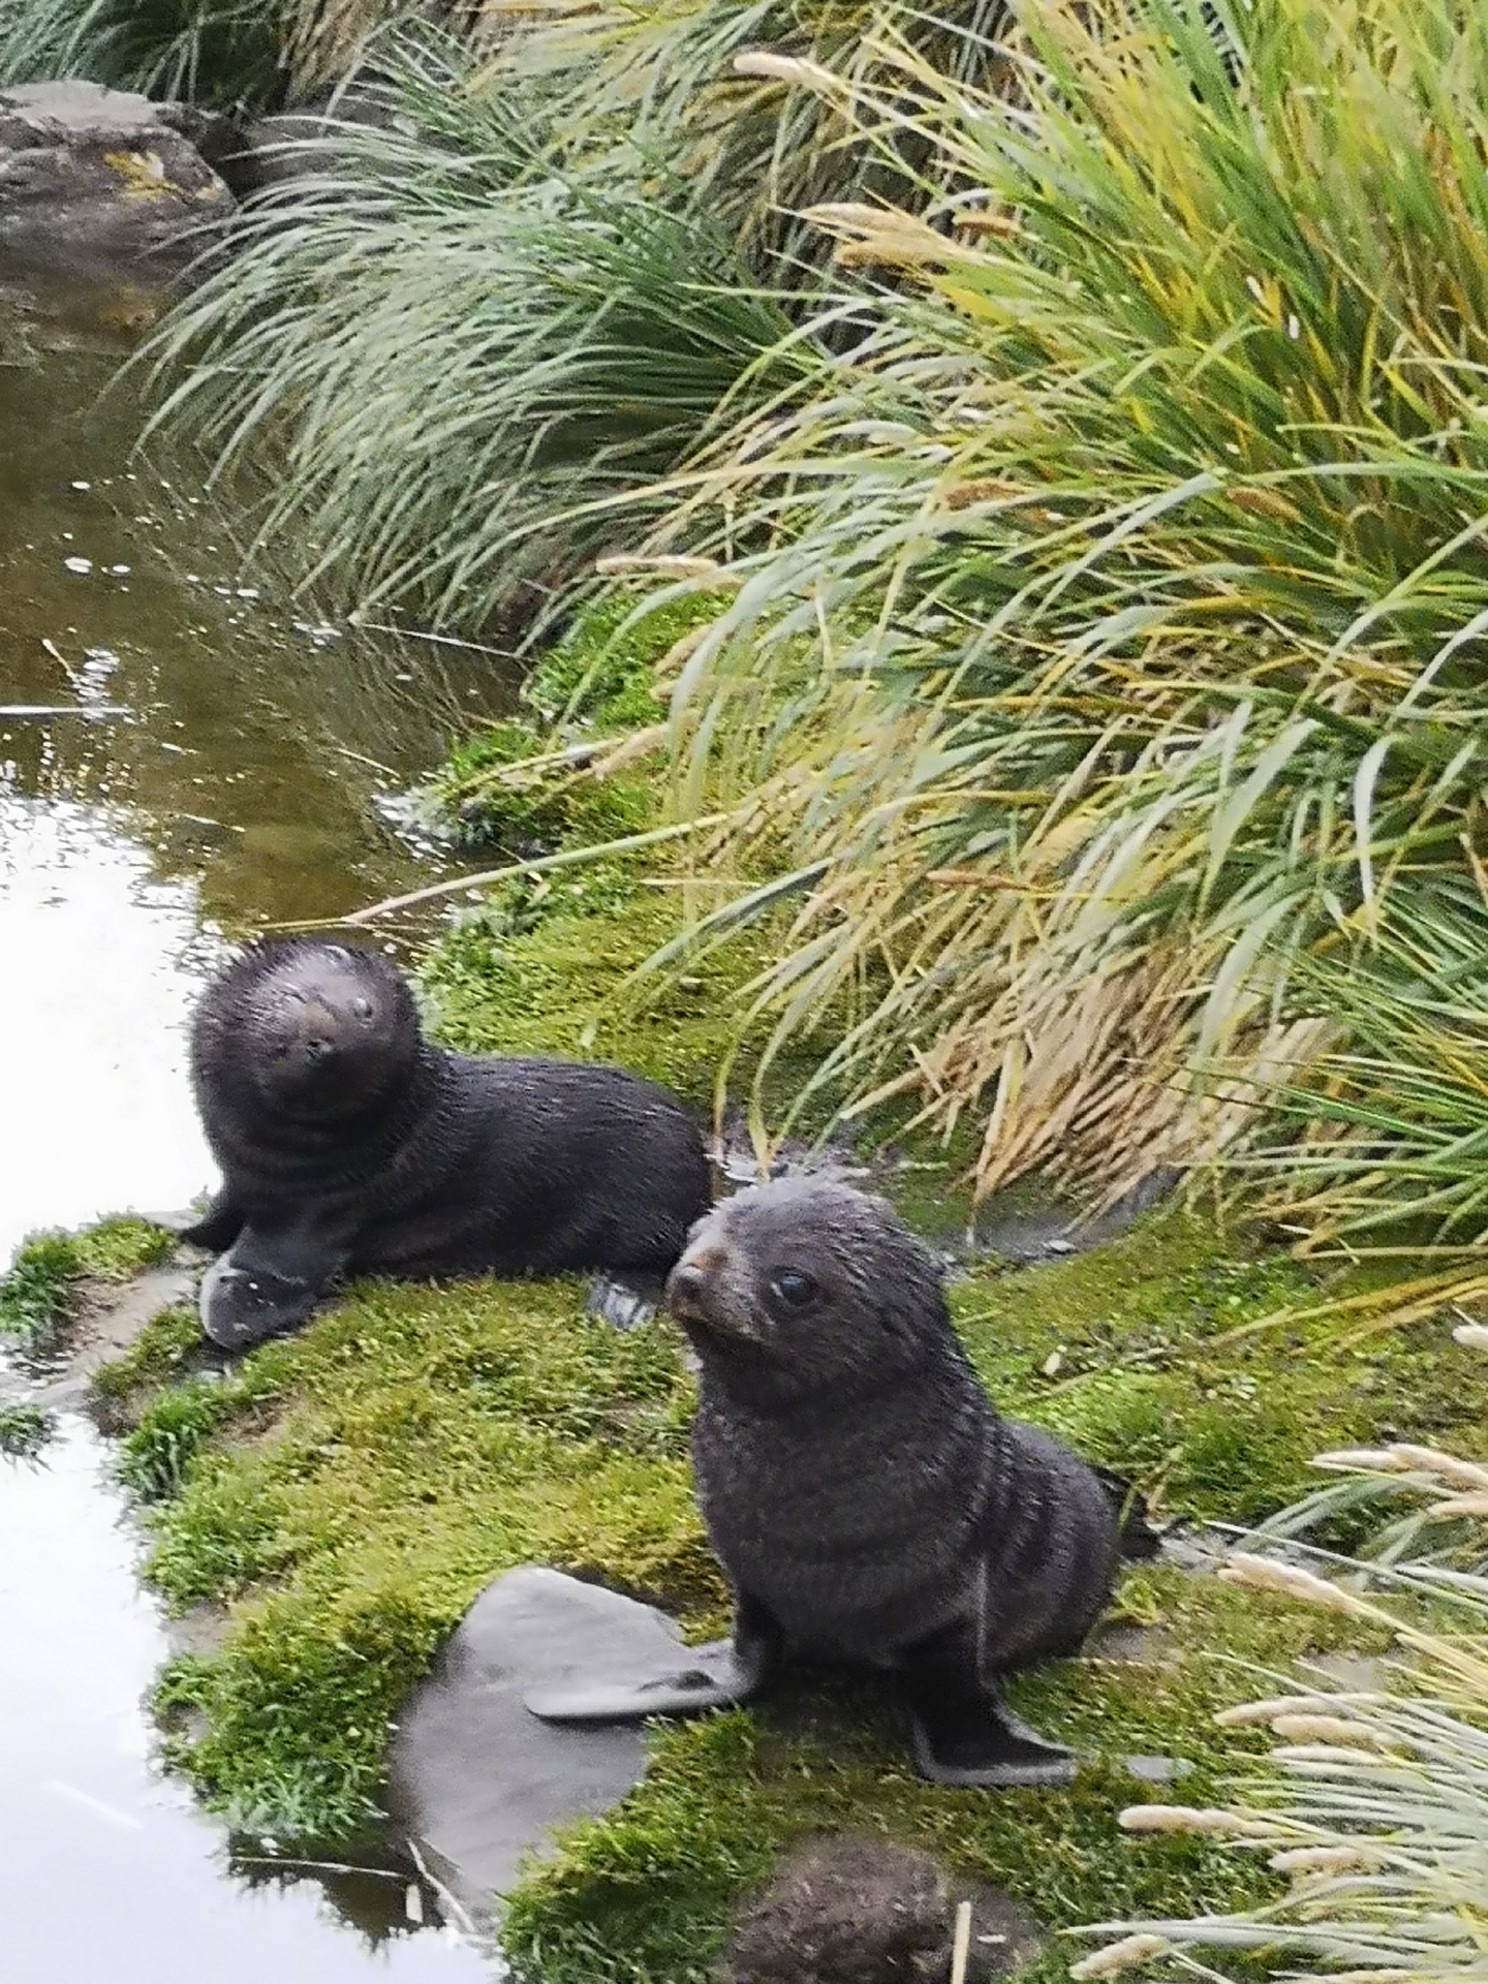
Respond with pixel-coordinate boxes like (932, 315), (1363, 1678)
(0, 1216), (172, 1350)
(431, 719), (655, 860)
(944, 1213), (1488, 1533)
(92, 1195), (1488, 1880)
(422, 884), (827, 1113)
(72, 1217), (175, 1282)
(526, 588), (718, 731)
(425, 587), (718, 867)
(501, 1568), (1388, 1984)
(109, 1277), (711, 1833)
(92, 1304), (204, 1403)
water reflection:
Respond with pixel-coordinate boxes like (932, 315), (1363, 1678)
(0, 343), (511, 935)
(0, 789), (213, 1262)
(0, 340), (506, 1979)
(0, 1416), (493, 1984)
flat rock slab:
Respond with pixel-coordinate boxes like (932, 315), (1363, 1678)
(386, 1565), (691, 1917)
(29, 1264), (196, 1410)
(0, 80), (233, 294)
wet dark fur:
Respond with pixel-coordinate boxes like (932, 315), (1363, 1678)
(681, 1177), (1127, 1666)
(671, 1176), (1148, 1782)
(183, 935), (712, 1348)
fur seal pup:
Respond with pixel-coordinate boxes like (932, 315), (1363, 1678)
(527, 1176), (1157, 1787)
(181, 936), (712, 1350)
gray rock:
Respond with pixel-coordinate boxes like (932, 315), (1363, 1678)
(224, 83), (409, 198)
(724, 1836), (1048, 1984)
(0, 81), (233, 294)
(28, 1263), (196, 1411)
(386, 1565), (690, 1918)
(1122, 1753), (1195, 1786)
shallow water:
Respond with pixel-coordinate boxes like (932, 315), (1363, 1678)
(0, 336), (505, 1980)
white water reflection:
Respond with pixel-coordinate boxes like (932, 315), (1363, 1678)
(0, 1421), (490, 1984)
(0, 787), (216, 1263)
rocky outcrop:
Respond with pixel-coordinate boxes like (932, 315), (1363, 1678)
(385, 1565), (692, 1916)
(724, 1836), (1049, 1984)
(0, 81), (233, 295)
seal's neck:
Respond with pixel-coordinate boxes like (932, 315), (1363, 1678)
(691, 1324), (962, 1423)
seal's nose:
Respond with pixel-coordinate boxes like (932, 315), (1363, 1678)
(665, 1261), (707, 1319)
(298, 1001), (339, 1066)
(665, 1254), (719, 1324)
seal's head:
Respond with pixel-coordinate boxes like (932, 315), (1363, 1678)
(664, 1175), (948, 1402)
(196, 936), (421, 1120)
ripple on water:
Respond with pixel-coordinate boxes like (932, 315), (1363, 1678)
(0, 339), (505, 1981)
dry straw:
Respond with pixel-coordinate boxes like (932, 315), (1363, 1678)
(1073, 1332), (1488, 1984)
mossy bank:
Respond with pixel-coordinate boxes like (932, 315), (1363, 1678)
(9, 598), (1488, 1982)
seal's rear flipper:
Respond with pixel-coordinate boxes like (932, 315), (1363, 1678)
(903, 1612), (1078, 1789)
(525, 1638), (758, 1725)
(585, 1271), (665, 1332)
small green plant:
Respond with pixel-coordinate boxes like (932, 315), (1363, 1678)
(0, 1402), (53, 1461)
(0, 1233), (83, 1348)
(0, 1217), (174, 1353)
(120, 1377), (241, 1502)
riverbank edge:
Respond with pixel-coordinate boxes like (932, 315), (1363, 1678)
(8, 598), (1488, 1982)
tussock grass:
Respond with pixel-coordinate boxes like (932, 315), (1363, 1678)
(1074, 1401), (1488, 1984)
(1228, 883), (1488, 1264)
(467, 0), (1015, 267)
(139, 0), (1024, 634)
(0, 0), (411, 101)
(619, 0), (1488, 1207)
(142, 27), (823, 634)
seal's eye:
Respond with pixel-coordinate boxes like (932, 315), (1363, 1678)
(768, 1269), (817, 1311)
(352, 997), (374, 1022)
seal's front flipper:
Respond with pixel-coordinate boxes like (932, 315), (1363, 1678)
(526, 1591), (782, 1725)
(178, 1190), (245, 1252)
(908, 1700), (1077, 1788)
(526, 1638), (756, 1724)
(199, 1255), (320, 1353)
(903, 1616), (1078, 1789)
(199, 1221), (351, 1352)
(584, 1271), (665, 1332)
